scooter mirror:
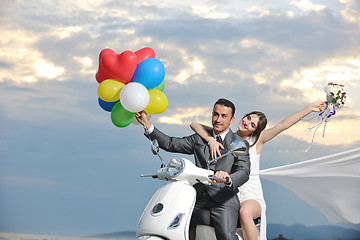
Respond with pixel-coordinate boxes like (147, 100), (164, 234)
(208, 140), (247, 165)
(150, 139), (165, 167)
(151, 139), (160, 155)
(228, 140), (247, 157)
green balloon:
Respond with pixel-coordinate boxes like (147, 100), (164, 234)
(111, 102), (135, 128)
(154, 79), (165, 92)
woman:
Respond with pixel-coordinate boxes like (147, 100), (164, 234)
(190, 101), (327, 240)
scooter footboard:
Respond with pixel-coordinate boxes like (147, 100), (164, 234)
(196, 225), (243, 240)
(195, 223), (264, 240)
(195, 225), (243, 240)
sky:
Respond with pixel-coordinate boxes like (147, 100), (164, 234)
(0, 0), (360, 237)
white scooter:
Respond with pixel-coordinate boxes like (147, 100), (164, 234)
(136, 139), (248, 240)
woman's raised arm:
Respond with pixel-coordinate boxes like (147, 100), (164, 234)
(259, 101), (327, 145)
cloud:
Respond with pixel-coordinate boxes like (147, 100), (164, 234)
(341, 7), (360, 22)
(192, 4), (230, 19)
(1, 0), (359, 134)
(158, 107), (211, 125)
(290, 0), (326, 12)
(33, 59), (65, 80)
(0, 28), (48, 83)
(271, 109), (360, 146)
(56, 26), (83, 39)
(0, 80), (103, 127)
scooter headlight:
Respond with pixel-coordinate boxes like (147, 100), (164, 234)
(166, 158), (185, 177)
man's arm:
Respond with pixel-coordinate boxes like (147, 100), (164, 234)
(136, 111), (196, 155)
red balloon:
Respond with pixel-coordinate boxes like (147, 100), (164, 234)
(135, 47), (155, 65)
(95, 49), (116, 84)
(102, 50), (138, 84)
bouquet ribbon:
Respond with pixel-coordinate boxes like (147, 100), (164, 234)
(305, 102), (335, 152)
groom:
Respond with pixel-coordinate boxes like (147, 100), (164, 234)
(136, 98), (250, 240)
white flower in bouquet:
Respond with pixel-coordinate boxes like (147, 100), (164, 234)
(325, 82), (346, 108)
(305, 82), (347, 152)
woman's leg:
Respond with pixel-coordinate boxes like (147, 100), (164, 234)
(239, 200), (261, 240)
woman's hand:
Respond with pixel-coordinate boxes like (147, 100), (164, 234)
(310, 101), (327, 112)
(209, 140), (224, 160)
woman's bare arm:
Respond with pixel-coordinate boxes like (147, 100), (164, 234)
(259, 101), (327, 145)
(190, 122), (224, 159)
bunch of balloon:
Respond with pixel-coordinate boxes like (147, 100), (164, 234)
(96, 47), (168, 128)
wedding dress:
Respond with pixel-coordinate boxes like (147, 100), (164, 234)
(237, 137), (267, 240)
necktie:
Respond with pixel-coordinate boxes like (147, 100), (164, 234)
(216, 135), (222, 144)
(216, 136), (226, 155)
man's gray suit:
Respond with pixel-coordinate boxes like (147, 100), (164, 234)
(147, 127), (250, 240)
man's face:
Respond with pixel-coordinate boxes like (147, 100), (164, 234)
(212, 104), (235, 135)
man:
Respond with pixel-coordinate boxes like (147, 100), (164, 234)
(136, 98), (250, 240)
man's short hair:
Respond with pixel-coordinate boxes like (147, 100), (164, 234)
(214, 98), (236, 117)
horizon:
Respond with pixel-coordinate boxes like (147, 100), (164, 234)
(1, 223), (359, 239)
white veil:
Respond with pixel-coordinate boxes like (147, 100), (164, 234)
(259, 147), (360, 224)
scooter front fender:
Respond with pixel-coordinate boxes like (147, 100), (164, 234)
(137, 181), (196, 240)
(136, 236), (166, 240)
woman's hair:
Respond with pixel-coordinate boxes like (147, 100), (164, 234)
(242, 111), (267, 147)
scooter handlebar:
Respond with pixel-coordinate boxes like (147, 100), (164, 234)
(209, 176), (230, 184)
(140, 174), (158, 179)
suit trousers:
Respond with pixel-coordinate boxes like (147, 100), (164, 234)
(190, 191), (239, 240)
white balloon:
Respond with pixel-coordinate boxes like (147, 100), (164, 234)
(120, 82), (150, 112)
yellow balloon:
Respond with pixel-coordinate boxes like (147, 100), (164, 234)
(144, 89), (168, 114)
(97, 79), (125, 102)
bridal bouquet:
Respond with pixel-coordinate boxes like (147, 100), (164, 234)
(306, 82), (346, 152)
(325, 82), (346, 108)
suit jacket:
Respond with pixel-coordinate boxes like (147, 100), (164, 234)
(148, 127), (250, 208)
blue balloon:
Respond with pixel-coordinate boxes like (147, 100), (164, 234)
(132, 58), (165, 89)
(98, 97), (118, 112)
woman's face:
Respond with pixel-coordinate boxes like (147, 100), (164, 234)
(238, 114), (260, 136)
